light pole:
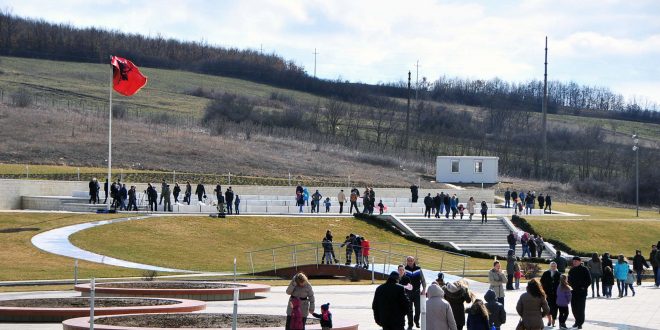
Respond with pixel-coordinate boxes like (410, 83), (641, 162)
(632, 134), (639, 217)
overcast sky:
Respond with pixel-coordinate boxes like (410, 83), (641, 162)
(3, 0), (659, 103)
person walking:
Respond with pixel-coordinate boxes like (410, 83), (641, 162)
(337, 190), (346, 214)
(484, 290), (506, 330)
(433, 193), (442, 219)
(286, 273), (315, 330)
(443, 280), (472, 330)
(450, 195), (459, 219)
(540, 262), (561, 327)
(625, 269), (636, 296)
(528, 234), (537, 258)
(480, 201), (488, 224)
(602, 265), (614, 298)
(443, 193), (451, 218)
(632, 249), (650, 286)
(544, 195), (552, 213)
(466, 299), (489, 330)
(467, 197), (476, 221)
(184, 181), (192, 205)
(506, 249), (516, 290)
(147, 183), (157, 212)
(488, 261), (507, 306)
(520, 233), (530, 259)
(404, 256), (427, 329)
(516, 278), (550, 330)
(586, 253), (602, 297)
(127, 185), (138, 211)
(424, 194), (433, 218)
(568, 256), (591, 329)
(195, 182), (206, 202)
(535, 235), (545, 257)
(614, 254), (629, 298)
(373, 271), (410, 330)
(504, 189), (511, 208)
(349, 189), (359, 214)
(556, 274), (572, 329)
(425, 283), (458, 330)
(234, 195), (240, 215)
(650, 245), (658, 287)
(361, 236), (370, 269)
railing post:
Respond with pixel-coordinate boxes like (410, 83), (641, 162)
(249, 253), (255, 275)
(371, 257), (375, 284)
(462, 256), (466, 277)
(89, 277), (95, 330)
(293, 245), (297, 269)
(73, 259), (78, 287)
(272, 249), (277, 275)
(440, 254), (444, 271)
(315, 243), (319, 268)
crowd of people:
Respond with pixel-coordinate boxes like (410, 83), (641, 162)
(421, 193), (489, 223)
(295, 185), (380, 215)
(87, 178), (240, 213)
(320, 230), (371, 269)
(503, 188), (553, 214)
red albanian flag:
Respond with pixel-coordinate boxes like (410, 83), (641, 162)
(111, 56), (148, 96)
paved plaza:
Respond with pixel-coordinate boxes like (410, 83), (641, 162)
(2, 280), (658, 330)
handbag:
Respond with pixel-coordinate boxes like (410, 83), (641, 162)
(516, 319), (526, 330)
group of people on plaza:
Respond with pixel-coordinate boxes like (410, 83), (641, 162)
(87, 178), (240, 213)
(295, 185), (382, 215)
(508, 231), (547, 259)
(421, 193), (489, 223)
(503, 188), (553, 215)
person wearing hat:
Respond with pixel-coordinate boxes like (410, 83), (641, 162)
(425, 283), (457, 330)
(443, 280), (472, 330)
(372, 271), (410, 330)
(568, 257), (591, 329)
(434, 272), (445, 286)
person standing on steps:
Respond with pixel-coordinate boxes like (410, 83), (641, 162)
(467, 197), (476, 221)
(433, 193), (442, 219)
(443, 193), (451, 218)
(568, 257), (591, 329)
(196, 182), (206, 203)
(424, 193), (433, 218)
(410, 184), (419, 203)
(540, 261), (560, 327)
(337, 189), (346, 214)
(480, 201), (488, 224)
(184, 181), (192, 205)
(404, 256), (426, 329)
(312, 190), (322, 213)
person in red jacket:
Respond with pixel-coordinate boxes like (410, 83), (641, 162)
(361, 237), (370, 269)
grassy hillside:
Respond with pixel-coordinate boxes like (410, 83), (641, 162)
(0, 212), (142, 281)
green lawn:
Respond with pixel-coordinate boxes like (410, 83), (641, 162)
(70, 216), (494, 274)
(525, 202), (660, 220)
(0, 212), (143, 281)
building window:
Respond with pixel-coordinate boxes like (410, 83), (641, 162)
(451, 160), (460, 173)
(474, 160), (483, 173)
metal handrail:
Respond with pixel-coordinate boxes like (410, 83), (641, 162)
(246, 241), (470, 276)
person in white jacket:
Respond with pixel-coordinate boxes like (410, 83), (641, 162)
(426, 283), (458, 330)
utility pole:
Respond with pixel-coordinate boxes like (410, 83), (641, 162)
(406, 71), (411, 148)
(541, 36), (548, 178)
(313, 48), (319, 78)
(415, 60), (420, 101)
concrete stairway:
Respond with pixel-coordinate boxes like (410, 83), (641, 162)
(397, 216), (552, 258)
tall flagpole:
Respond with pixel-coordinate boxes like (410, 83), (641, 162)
(107, 55), (113, 211)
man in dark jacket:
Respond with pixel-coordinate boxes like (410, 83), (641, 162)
(651, 245), (658, 287)
(88, 178), (98, 204)
(504, 189), (511, 208)
(127, 185), (138, 211)
(507, 231), (517, 253)
(146, 183), (157, 212)
(545, 195), (553, 213)
(225, 187), (234, 215)
(568, 257), (591, 329)
(433, 193), (442, 219)
(196, 182), (206, 202)
(103, 179), (109, 204)
(214, 183), (222, 204)
(423, 194), (433, 218)
(373, 271), (409, 330)
(410, 184), (419, 203)
(506, 249), (516, 290)
(538, 194), (545, 210)
(541, 262), (561, 327)
(632, 250), (650, 285)
(443, 193), (451, 218)
(404, 256), (426, 329)
(554, 250), (568, 273)
(119, 184), (128, 210)
(655, 242), (660, 287)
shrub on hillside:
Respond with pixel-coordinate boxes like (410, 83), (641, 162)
(203, 93), (254, 124)
(11, 88), (32, 107)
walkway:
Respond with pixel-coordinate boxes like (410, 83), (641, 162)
(30, 215), (195, 273)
